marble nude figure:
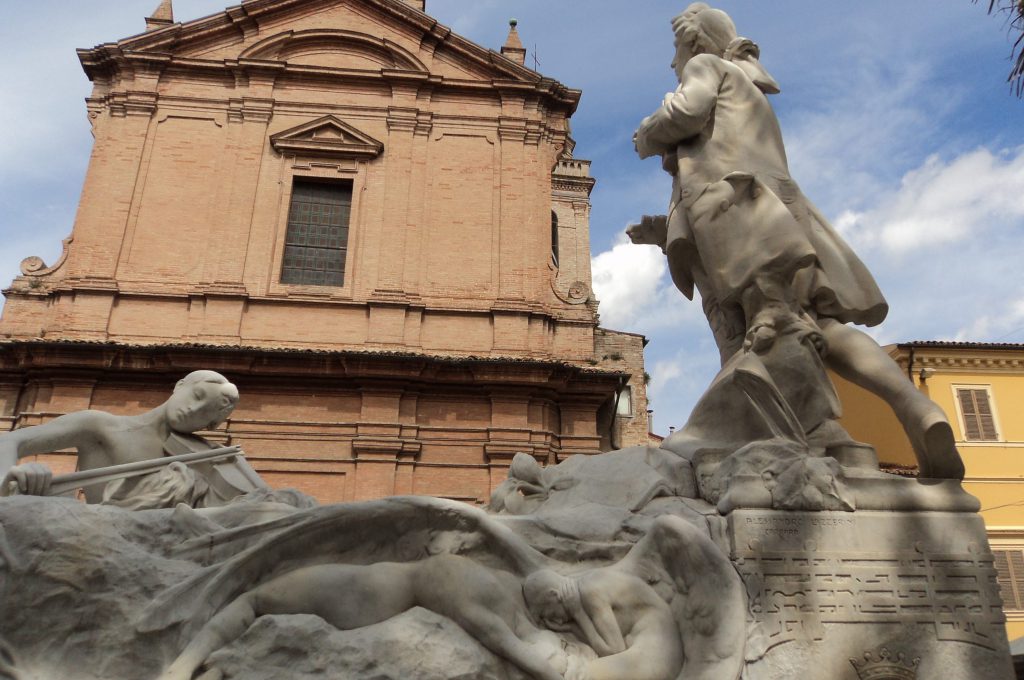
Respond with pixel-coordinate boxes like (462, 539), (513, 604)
(145, 501), (742, 680)
(161, 549), (694, 680)
(158, 555), (571, 680)
(0, 4), (1004, 680)
(0, 370), (266, 507)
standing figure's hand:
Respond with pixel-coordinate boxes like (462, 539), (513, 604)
(633, 121), (657, 159)
(1, 463), (53, 497)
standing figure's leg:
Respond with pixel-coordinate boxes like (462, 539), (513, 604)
(818, 318), (964, 479)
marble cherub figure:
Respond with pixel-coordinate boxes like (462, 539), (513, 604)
(631, 2), (964, 480)
(0, 370), (262, 507)
(158, 554), (569, 680)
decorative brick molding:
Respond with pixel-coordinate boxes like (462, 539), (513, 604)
(271, 115), (384, 160)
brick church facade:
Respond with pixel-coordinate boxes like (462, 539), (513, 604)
(0, 0), (648, 504)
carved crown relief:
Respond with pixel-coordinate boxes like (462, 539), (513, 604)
(239, 29), (428, 72)
(270, 115), (384, 160)
(849, 648), (920, 680)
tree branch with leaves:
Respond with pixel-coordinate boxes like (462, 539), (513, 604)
(978, 0), (1024, 95)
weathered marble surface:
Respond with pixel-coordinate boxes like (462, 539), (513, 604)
(201, 611), (539, 680)
(0, 444), (1014, 679)
(0, 4), (1015, 679)
(734, 509), (1011, 679)
(0, 498), (200, 679)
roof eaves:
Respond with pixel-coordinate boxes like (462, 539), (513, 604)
(895, 340), (1024, 351)
(0, 338), (626, 376)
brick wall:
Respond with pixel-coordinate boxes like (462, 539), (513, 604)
(0, 342), (629, 504)
(0, 0), (648, 504)
(594, 328), (650, 447)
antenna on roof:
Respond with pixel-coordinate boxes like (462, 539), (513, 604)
(532, 43), (540, 72)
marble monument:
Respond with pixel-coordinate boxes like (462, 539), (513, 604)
(0, 4), (1013, 680)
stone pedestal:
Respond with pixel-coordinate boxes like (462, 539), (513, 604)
(728, 509), (1014, 679)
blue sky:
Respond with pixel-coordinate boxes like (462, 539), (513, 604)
(1, 1), (1022, 432)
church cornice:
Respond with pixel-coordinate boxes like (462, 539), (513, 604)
(552, 158), (596, 196)
(82, 55), (579, 117)
(887, 343), (1024, 374)
(79, 59), (578, 118)
(552, 175), (596, 196)
(74, 0), (579, 113)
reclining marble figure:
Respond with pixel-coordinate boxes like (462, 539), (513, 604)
(158, 554), (570, 680)
(523, 568), (683, 680)
(0, 370), (267, 507)
(144, 493), (745, 680)
(630, 2), (965, 480)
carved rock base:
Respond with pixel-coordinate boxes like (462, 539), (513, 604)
(730, 509), (1014, 680)
(204, 610), (531, 680)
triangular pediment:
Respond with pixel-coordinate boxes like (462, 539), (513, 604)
(83, 0), (541, 83)
(270, 115), (384, 159)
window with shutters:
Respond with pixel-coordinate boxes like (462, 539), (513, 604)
(954, 386), (1000, 441)
(280, 179), (352, 287)
(994, 548), (1024, 610)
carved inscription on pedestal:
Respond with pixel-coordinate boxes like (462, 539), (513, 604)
(729, 511), (1005, 652)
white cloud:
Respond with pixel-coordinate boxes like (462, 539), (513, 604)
(649, 358), (683, 387)
(837, 147), (1024, 254)
(590, 234), (667, 330)
(591, 232), (724, 432)
(782, 59), (954, 218)
(590, 232), (709, 335)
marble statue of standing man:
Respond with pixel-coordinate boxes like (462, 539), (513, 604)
(632, 3), (965, 480)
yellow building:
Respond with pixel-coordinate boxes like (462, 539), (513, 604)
(833, 341), (1024, 637)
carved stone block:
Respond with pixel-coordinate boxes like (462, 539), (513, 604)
(730, 509), (1015, 679)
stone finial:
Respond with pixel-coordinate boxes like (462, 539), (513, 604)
(145, 0), (174, 32)
(501, 19), (527, 66)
